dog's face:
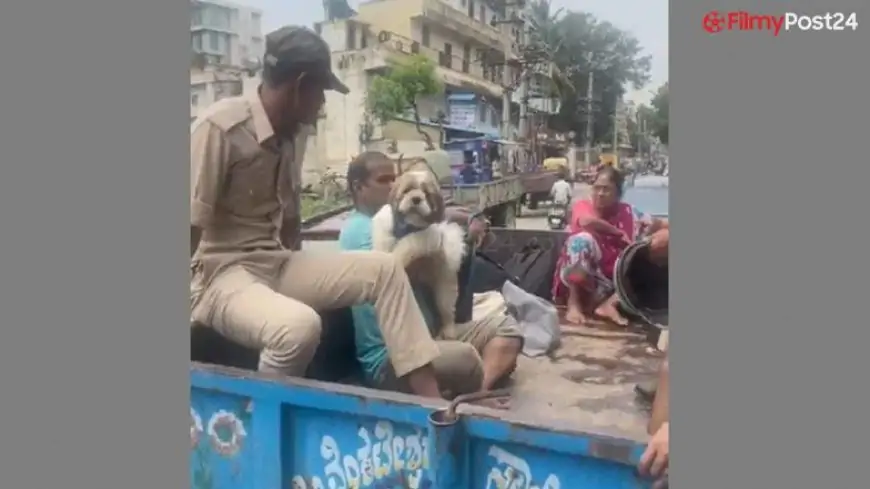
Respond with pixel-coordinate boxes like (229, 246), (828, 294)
(390, 170), (445, 228)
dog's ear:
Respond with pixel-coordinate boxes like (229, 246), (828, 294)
(425, 180), (446, 222)
(388, 175), (404, 210)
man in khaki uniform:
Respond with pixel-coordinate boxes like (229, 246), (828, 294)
(190, 26), (443, 398)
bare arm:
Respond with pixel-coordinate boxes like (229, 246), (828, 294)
(190, 120), (231, 257)
(649, 357), (669, 434)
(649, 217), (669, 234)
(445, 207), (489, 246)
(575, 213), (625, 237)
(640, 358), (670, 482)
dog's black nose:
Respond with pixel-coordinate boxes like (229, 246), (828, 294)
(411, 196), (422, 205)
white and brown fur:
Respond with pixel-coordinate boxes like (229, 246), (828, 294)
(371, 157), (467, 340)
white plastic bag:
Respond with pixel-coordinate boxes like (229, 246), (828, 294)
(501, 281), (561, 357)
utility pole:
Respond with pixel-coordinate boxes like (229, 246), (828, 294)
(612, 98), (620, 167)
(492, 1), (541, 141)
(500, 30), (513, 139)
(640, 117), (647, 160)
(583, 70), (594, 167)
(517, 15), (530, 140)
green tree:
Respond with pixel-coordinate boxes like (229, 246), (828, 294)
(528, 1), (652, 145)
(647, 81), (669, 144)
(365, 55), (443, 150)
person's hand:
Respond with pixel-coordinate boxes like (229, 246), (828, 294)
(468, 215), (489, 245)
(616, 230), (632, 246)
(639, 422), (669, 481)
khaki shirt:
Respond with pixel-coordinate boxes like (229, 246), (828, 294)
(190, 91), (309, 309)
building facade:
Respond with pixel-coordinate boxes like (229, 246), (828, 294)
(190, 0), (264, 68)
(189, 0), (264, 121)
(190, 67), (260, 121)
(314, 0), (552, 167)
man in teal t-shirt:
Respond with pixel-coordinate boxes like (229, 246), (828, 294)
(339, 210), (441, 379)
(339, 152), (523, 396)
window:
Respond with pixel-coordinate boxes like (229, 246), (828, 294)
(467, 0), (475, 18)
(479, 103), (487, 124)
(251, 12), (261, 26)
(361, 27), (368, 48)
(347, 23), (357, 50)
(204, 6), (231, 30)
(191, 33), (202, 51)
(191, 93), (199, 106)
(462, 44), (470, 73)
(443, 42), (452, 69)
(421, 25), (430, 47)
(479, 5), (485, 23)
(191, 7), (202, 26)
(209, 32), (220, 52)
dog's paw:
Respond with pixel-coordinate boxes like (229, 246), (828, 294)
(371, 206), (397, 252)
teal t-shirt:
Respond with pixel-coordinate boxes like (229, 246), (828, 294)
(338, 211), (439, 383)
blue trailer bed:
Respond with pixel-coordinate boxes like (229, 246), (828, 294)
(191, 359), (654, 489)
(190, 229), (662, 488)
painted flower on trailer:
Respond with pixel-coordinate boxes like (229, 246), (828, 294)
(190, 407), (203, 449)
(207, 410), (248, 457)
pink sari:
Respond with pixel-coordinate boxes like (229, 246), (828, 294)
(552, 199), (651, 303)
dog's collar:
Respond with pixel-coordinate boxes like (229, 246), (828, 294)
(392, 211), (428, 239)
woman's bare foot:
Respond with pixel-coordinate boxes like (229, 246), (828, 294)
(565, 305), (588, 325)
(595, 301), (629, 327)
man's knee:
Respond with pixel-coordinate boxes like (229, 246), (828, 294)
(260, 308), (323, 361)
(439, 342), (484, 394)
(491, 335), (523, 356)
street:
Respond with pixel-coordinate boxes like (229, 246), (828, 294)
(515, 181), (590, 231)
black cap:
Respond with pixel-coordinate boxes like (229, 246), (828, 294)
(263, 25), (349, 94)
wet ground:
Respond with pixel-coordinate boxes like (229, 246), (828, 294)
(507, 316), (662, 439)
(497, 189), (663, 439)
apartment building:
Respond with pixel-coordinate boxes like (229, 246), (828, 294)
(313, 0), (537, 165)
(189, 0), (265, 119)
(190, 0), (264, 67)
(190, 67), (260, 121)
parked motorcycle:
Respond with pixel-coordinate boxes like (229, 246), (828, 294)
(547, 204), (568, 230)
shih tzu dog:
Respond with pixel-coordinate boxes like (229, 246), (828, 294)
(371, 157), (467, 340)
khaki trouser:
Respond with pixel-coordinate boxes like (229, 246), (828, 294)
(193, 250), (440, 379)
(375, 341), (484, 398)
(374, 313), (524, 397)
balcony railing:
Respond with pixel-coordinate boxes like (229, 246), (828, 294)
(414, 0), (508, 52)
(333, 31), (505, 98)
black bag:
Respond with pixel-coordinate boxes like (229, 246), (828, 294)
(453, 245), (477, 324)
(468, 250), (519, 295)
(502, 238), (557, 300)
